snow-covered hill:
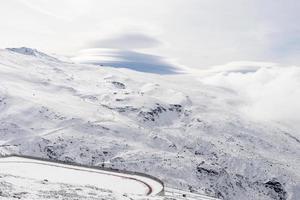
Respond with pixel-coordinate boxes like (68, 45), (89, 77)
(0, 48), (299, 200)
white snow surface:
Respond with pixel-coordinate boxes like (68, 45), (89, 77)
(0, 48), (299, 200)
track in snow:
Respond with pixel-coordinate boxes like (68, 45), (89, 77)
(0, 156), (164, 196)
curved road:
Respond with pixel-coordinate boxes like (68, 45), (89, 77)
(0, 156), (164, 196)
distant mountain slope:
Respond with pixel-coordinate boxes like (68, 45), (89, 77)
(0, 48), (299, 200)
(6, 47), (60, 62)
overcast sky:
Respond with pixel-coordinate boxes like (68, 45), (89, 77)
(1, 0), (300, 68)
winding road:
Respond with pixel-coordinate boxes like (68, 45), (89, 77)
(0, 155), (221, 199)
(0, 155), (164, 196)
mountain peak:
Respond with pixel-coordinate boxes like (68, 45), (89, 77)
(6, 47), (60, 62)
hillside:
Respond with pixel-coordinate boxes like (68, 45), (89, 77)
(0, 48), (299, 200)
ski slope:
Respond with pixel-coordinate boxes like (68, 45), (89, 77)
(0, 156), (164, 196)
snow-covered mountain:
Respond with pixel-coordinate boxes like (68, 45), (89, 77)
(0, 48), (299, 200)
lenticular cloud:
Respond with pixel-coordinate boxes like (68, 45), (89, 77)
(72, 48), (181, 74)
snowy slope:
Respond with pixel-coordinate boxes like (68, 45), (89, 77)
(0, 48), (299, 200)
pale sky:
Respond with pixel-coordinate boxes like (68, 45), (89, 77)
(1, 0), (300, 68)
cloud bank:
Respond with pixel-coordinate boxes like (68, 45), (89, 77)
(202, 62), (300, 134)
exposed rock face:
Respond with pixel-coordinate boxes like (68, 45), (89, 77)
(264, 180), (287, 200)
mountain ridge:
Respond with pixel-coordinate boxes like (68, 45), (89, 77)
(0, 48), (299, 200)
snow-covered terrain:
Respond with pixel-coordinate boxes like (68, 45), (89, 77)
(0, 48), (299, 200)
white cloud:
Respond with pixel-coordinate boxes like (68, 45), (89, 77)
(1, 1), (299, 114)
(0, 0), (300, 68)
(18, 0), (92, 21)
(202, 62), (300, 133)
